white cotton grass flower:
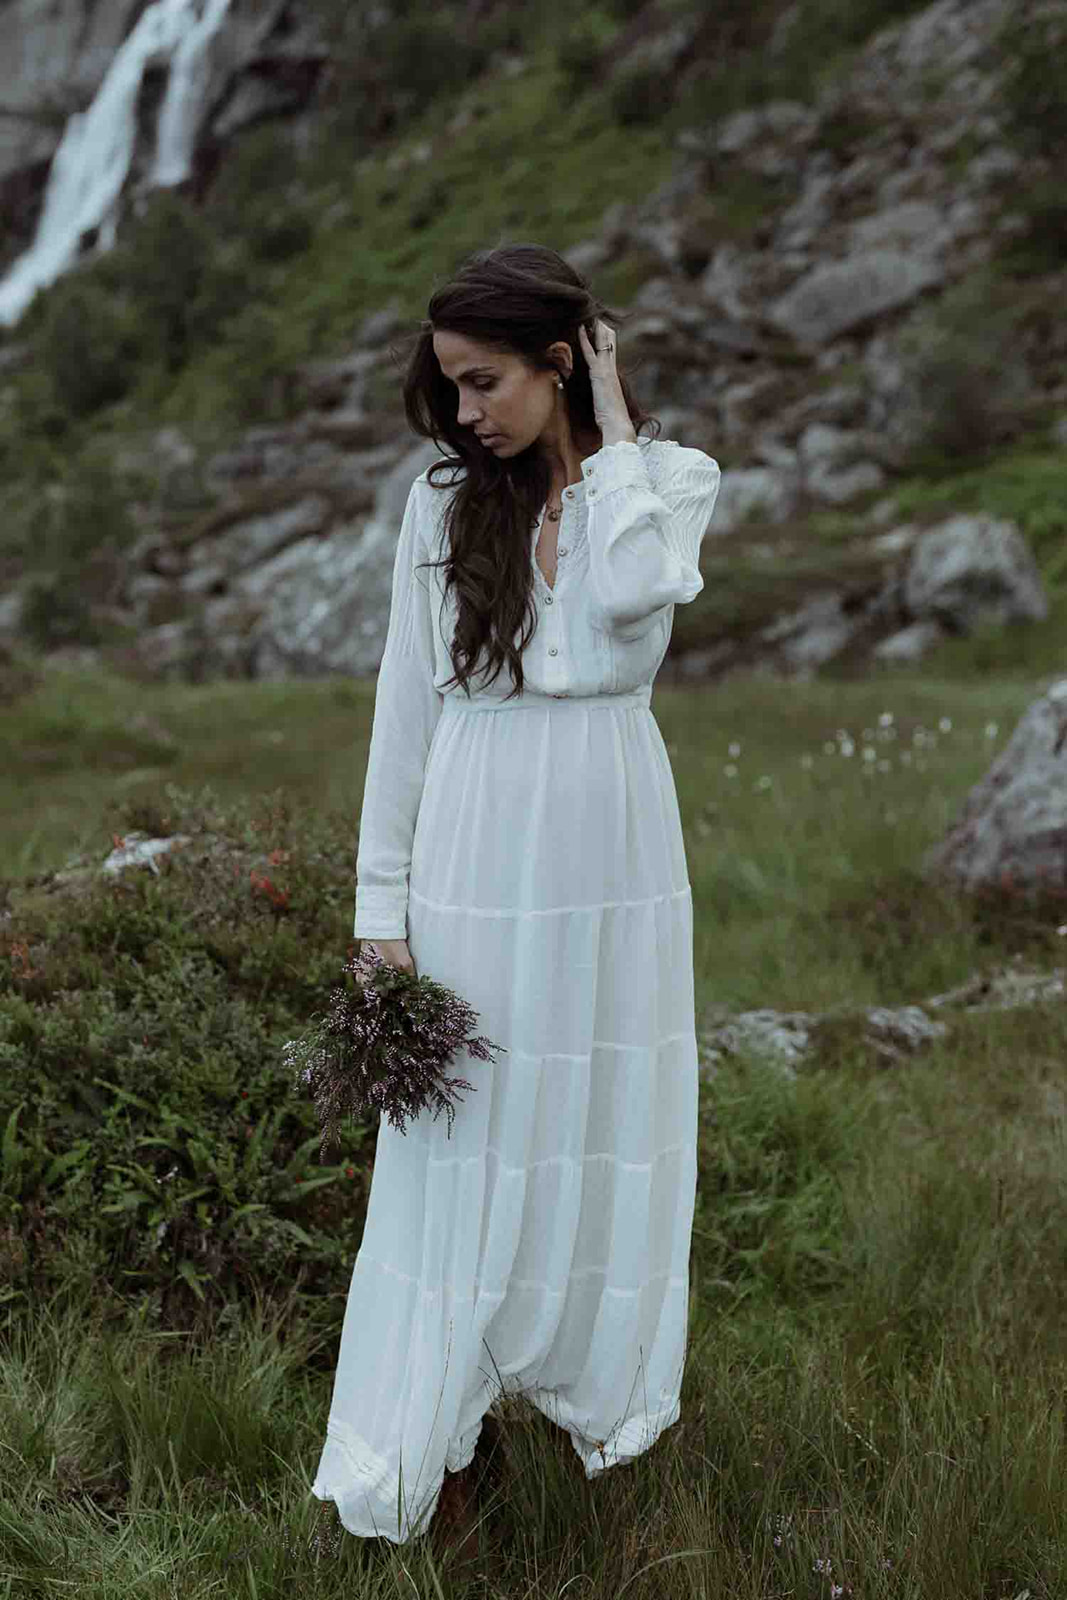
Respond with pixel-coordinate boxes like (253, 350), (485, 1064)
(985, 721), (999, 739)
(862, 746), (877, 763)
(755, 775), (772, 791)
(824, 740), (837, 755)
(766, 1511), (793, 1548)
(724, 763), (738, 778)
(729, 741), (742, 757)
(939, 715), (953, 732)
(878, 710), (894, 727)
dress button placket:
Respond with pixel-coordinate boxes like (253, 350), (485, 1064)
(550, 499), (562, 686)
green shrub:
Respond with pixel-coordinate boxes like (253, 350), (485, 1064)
(892, 272), (1032, 471)
(17, 573), (103, 652)
(608, 59), (672, 127)
(377, 8), (494, 105)
(0, 783), (376, 1333)
(195, 302), (299, 425)
(10, 447), (140, 587)
(33, 276), (142, 420)
(554, 7), (621, 99)
(7, 367), (70, 444)
(996, 3), (1067, 162)
(999, 171), (1067, 277)
(112, 191), (220, 374)
(198, 124), (316, 267)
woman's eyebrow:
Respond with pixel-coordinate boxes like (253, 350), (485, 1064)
(446, 365), (496, 381)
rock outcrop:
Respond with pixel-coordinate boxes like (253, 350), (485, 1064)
(922, 676), (1067, 893)
(697, 959), (1066, 1077)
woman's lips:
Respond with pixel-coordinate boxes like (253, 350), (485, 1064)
(479, 433), (503, 446)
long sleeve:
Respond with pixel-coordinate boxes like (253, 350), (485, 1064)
(581, 439), (721, 632)
(353, 476), (443, 941)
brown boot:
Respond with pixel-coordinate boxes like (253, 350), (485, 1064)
(430, 1461), (481, 1564)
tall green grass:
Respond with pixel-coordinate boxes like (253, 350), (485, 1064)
(2, 654), (1066, 1594)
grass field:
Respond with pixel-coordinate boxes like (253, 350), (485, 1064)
(2, 652), (1066, 1597)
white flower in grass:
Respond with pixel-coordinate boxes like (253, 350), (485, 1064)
(863, 746), (877, 763)
(724, 763), (738, 778)
(878, 759), (891, 774)
(800, 754), (814, 769)
(985, 721), (999, 739)
(1056, 925), (1067, 938)
(755, 775), (772, 791)
(879, 711), (894, 727)
(839, 738), (855, 757)
(824, 740), (837, 755)
(729, 741), (741, 757)
(939, 716), (952, 732)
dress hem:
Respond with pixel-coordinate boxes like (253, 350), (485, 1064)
(311, 1390), (682, 1543)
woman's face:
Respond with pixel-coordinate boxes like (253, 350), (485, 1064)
(432, 329), (562, 459)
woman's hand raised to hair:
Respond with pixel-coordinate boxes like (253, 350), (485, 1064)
(577, 318), (635, 445)
(367, 939), (417, 977)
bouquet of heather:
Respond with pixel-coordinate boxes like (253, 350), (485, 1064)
(284, 943), (506, 1159)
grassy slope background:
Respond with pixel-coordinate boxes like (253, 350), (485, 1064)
(2, 0), (1067, 1593)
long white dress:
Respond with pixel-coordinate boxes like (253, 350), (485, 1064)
(311, 435), (722, 1543)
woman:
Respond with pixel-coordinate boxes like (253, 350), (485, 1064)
(311, 242), (722, 1549)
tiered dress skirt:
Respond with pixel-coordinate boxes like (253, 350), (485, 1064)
(311, 682), (699, 1543)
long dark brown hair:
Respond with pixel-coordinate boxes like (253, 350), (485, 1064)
(397, 242), (661, 701)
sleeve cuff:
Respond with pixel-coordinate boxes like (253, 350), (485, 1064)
(582, 439), (649, 497)
(353, 886), (408, 941)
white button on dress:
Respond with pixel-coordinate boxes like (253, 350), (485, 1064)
(312, 435), (722, 1544)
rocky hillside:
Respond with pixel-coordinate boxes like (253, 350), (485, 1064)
(0, 0), (1064, 688)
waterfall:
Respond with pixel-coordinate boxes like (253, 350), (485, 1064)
(0, 0), (234, 330)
